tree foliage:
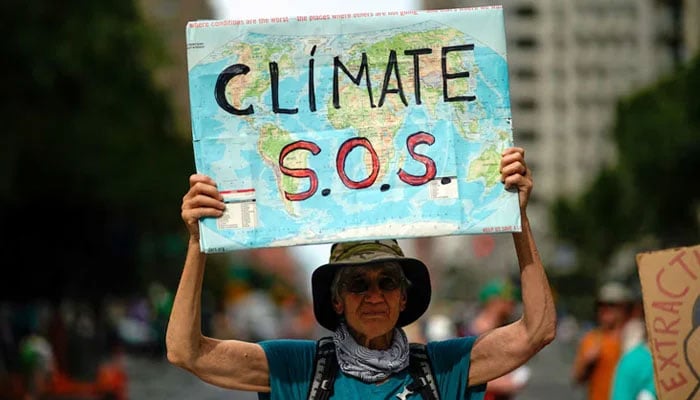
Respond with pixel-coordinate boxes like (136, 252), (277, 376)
(613, 57), (700, 244)
(0, 0), (195, 300)
(551, 54), (700, 294)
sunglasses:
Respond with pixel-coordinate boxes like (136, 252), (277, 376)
(343, 274), (402, 294)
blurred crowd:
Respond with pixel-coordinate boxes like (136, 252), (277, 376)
(411, 278), (653, 400)
(0, 262), (317, 400)
(407, 278), (534, 400)
(0, 298), (127, 400)
(1, 270), (652, 400)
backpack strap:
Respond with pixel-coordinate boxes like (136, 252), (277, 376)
(307, 336), (338, 400)
(307, 338), (440, 400)
(406, 342), (440, 400)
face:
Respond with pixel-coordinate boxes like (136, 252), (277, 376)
(596, 301), (627, 329)
(332, 264), (407, 344)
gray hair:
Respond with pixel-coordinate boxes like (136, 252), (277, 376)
(330, 261), (410, 303)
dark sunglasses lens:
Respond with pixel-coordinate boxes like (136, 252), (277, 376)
(346, 278), (370, 293)
(345, 276), (400, 293)
(378, 276), (400, 291)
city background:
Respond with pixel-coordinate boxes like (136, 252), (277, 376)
(1, 0), (698, 399)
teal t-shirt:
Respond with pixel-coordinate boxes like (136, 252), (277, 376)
(610, 343), (657, 400)
(258, 336), (486, 400)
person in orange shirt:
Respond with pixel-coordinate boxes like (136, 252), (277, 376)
(571, 281), (633, 400)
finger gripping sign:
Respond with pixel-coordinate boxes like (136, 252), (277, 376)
(636, 244), (700, 400)
(186, 6), (520, 252)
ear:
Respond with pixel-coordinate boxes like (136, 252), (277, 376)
(333, 298), (344, 315)
(399, 292), (407, 311)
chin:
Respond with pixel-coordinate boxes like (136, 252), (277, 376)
(357, 320), (394, 336)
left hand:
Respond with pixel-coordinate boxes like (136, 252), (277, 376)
(500, 147), (532, 210)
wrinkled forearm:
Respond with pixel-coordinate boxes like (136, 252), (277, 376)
(512, 214), (557, 351)
(166, 238), (207, 368)
(469, 214), (557, 385)
(165, 238), (272, 392)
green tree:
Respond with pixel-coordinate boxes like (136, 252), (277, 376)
(0, 0), (195, 301)
(551, 54), (700, 318)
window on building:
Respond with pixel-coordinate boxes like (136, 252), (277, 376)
(514, 5), (537, 18)
(515, 98), (538, 111)
(554, 97), (567, 112)
(577, 126), (592, 139)
(515, 37), (538, 49)
(553, 67), (566, 79)
(516, 129), (537, 142)
(514, 67), (537, 79)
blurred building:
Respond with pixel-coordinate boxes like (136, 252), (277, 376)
(415, 0), (696, 281)
(685, 0), (700, 56)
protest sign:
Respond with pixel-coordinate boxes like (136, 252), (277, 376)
(186, 6), (519, 252)
(636, 244), (700, 399)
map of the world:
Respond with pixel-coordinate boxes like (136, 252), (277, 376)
(186, 6), (520, 252)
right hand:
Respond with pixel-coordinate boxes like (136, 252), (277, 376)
(181, 174), (225, 240)
(500, 147), (532, 211)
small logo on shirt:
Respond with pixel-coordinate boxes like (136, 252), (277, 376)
(396, 386), (414, 400)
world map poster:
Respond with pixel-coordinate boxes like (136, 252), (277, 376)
(186, 6), (520, 253)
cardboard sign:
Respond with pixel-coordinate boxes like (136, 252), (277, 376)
(636, 244), (700, 399)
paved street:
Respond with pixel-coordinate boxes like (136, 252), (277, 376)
(126, 337), (585, 399)
(517, 336), (586, 400)
(126, 355), (256, 400)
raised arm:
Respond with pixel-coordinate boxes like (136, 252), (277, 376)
(468, 147), (557, 386)
(165, 174), (271, 392)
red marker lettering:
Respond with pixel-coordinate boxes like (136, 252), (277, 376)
(336, 137), (379, 189)
(397, 131), (437, 186)
(279, 141), (321, 201)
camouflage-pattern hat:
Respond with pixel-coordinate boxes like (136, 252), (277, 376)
(311, 239), (431, 331)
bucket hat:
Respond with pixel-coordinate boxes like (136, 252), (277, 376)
(311, 239), (431, 331)
(597, 281), (633, 304)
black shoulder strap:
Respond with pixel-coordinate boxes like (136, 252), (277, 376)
(307, 338), (440, 400)
(307, 336), (338, 400)
(406, 342), (440, 400)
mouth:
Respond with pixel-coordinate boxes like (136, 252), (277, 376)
(361, 310), (388, 318)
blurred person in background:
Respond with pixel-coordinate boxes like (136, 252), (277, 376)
(0, 302), (54, 400)
(166, 147), (557, 399)
(17, 319), (54, 400)
(572, 281), (633, 400)
(620, 286), (645, 355)
(461, 279), (517, 337)
(461, 279), (530, 400)
(610, 295), (656, 400)
(148, 282), (174, 358)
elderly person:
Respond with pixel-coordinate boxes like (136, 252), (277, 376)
(166, 146), (556, 399)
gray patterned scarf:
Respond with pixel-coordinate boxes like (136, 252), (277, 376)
(333, 322), (410, 382)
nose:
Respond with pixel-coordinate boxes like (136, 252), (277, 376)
(363, 283), (385, 302)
